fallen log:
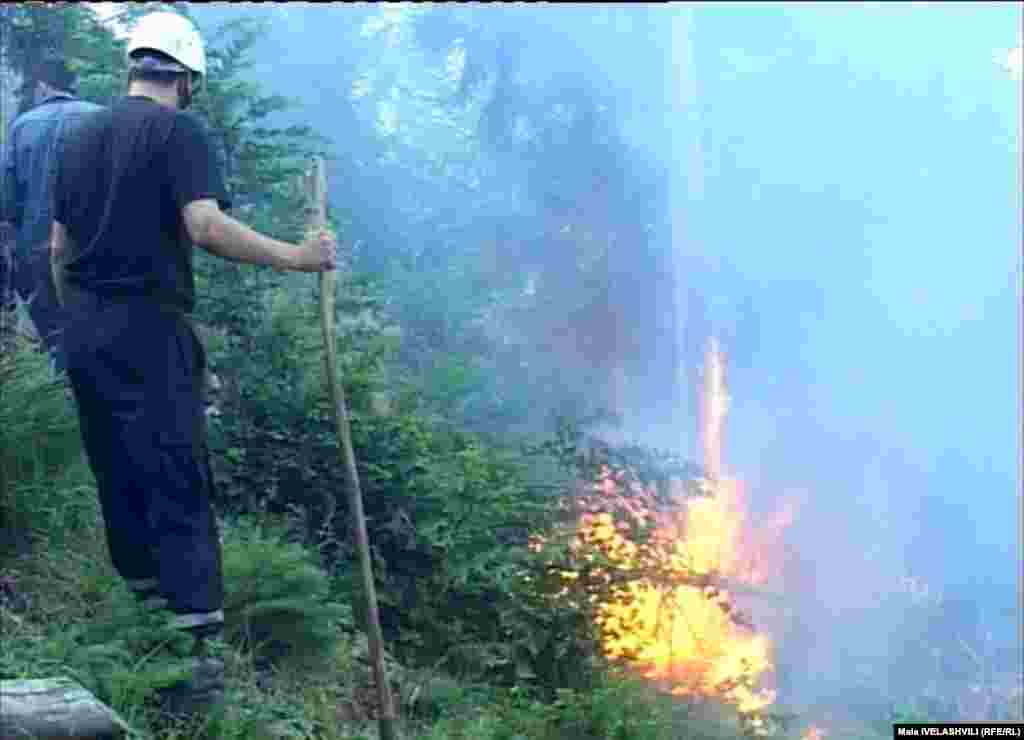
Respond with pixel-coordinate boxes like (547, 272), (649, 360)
(0, 677), (132, 739)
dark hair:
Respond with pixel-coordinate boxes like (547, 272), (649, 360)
(35, 56), (77, 93)
(128, 49), (190, 86)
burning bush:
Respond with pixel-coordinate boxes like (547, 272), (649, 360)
(530, 466), (778, 719)
(526, 339), (795, 733)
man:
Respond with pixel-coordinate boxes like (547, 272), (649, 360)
(0, 57), (103, 372)
(50, 11), (337, 716)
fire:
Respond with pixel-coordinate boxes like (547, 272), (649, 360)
(553, 337), (790, 716)
(701, 337), (729, 480)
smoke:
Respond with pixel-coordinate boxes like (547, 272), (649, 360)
(995, 40), (1022, 82)
(184, 1), (1021, 720)
(659, 2), (1021, 720)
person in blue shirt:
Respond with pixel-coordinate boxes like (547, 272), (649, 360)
(0, 56), (102, 372)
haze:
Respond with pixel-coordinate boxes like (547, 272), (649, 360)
(93, 0), (1023, 719)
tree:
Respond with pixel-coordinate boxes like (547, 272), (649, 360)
(285, 5), (680, 436)
(0, 3), (123, 112)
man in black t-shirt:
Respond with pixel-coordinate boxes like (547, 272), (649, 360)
(50, 11), (336, 717)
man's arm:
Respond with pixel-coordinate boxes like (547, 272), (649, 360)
(184, 199), (334, 273)
(1, 122), (19, 228)
(50, 219), (72, 306)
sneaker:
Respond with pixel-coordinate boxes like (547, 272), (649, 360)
(157, 656), (226, 719)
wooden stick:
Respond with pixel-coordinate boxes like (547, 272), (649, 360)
(304, 156), (399, 740)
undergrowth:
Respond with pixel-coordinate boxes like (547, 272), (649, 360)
(0, 337), (777, 740)
(8, 328), (1013, 740)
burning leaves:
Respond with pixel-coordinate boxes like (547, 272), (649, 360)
(530, 338), (792, 723)
(563, 468), (778, 717)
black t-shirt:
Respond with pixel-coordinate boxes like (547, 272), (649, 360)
(54, 95), (231, 312)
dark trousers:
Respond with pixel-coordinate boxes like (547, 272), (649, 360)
(61, 294), (224, 625)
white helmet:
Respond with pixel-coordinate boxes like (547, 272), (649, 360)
(126, 11), (206, 79)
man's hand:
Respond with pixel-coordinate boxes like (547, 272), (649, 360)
(293, 228), (338, 273)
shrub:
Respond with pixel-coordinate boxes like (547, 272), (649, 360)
(421, 673), (680, 740)
(0, 334), (97, 557)
(220, 516), (353, 670)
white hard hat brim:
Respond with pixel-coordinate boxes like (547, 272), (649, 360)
(126, 11), (207, 78)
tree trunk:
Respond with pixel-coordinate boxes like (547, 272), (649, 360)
(0, 677), (132, 739)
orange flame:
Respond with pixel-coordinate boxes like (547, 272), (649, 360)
(551, 337), (790, 715)
(700, 337), (729, 480)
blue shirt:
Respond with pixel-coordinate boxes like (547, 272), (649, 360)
(1, 93), (104, 259)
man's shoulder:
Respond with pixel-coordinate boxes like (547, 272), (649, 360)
(11, 98), (104, 128)
(114, 98), (204, 132)
(9, 106), (42, 131)
(170, 109), (210, 136)
(56, 101), (106, 137)
(64, 99), (105, 115)
(163, 110), (216, 157)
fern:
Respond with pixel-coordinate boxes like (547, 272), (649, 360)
(0, 336), (95, 553)
(221, 518), (350, 669)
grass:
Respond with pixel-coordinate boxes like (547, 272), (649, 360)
(0, 502), (784, 740)
(4, 336), (1018, 739)
(0, 517), (381, 740)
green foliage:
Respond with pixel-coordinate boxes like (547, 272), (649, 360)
(322, 403), (555, 676)
(482, 420), (704, 687)
(0, 7), (838, 740)
(0, 566), (205, 714)
(422, 673), (682, 740)
(488, 554), (602, 691)
(393, 433), (560, 679)
(220, 517), (352, 669)
(410, 442), (542, 587)
(71, 600), (203, 706)
(203, 269), (392, 533)
(0, 518), (377, 740)
(403, 672), (495, 722)
(377, 418), (702, 698)
(0, 335), (96, 556)
(188, 13), (333, 344)
(0, 3), (122, 110)
(536, 677), (678, 740)
(325, 4), (677, 435)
